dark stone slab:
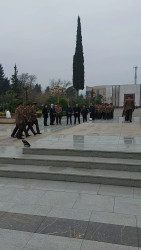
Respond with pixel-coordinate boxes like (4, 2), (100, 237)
(85, 222), (138, 247)
(0, 211), (139, 248)
(36, 216), (89, 239)
(137, 228), (141, 247)
(0, 212), (45, 233)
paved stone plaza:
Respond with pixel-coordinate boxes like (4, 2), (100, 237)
(0, 109), (141, 249)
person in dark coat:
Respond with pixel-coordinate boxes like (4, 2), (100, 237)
(81, 105), (88, 122)
(74, 104), (81, 124)
(42, 104), (48, 126)
(66, 104), (73, 125)
(50, 104), (56, 125)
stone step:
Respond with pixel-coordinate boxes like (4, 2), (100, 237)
(0, 154), (141, 172)
(23, 147), (141, 160)
(0, 164), (141, 187)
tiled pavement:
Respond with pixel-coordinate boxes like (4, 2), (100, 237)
(0, 111), (141, 249)
(0, 178), (141, 249)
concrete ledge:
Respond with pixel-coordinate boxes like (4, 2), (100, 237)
(0, 118), (15, 124)
(0, 156), (141, 172)
(23, 148), (141, 160)
(0, 169), (140, 187)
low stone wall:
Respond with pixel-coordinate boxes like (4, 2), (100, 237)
(0, 118), (15, 124)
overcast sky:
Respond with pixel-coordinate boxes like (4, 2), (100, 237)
(1, 0), (141, 90)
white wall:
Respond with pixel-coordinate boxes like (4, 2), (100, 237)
(119, 84), (140, 106)
(106, 86), (112, 104)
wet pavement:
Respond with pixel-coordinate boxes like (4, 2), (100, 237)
(0, 110), (141, 249)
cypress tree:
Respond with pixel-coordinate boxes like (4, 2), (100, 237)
(73, 16), (84, 96)
(11, 64), (20, 96)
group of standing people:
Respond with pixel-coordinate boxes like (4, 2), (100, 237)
(42, 103), (115, 126)
(89, 103), (114, 120)
(11, 102), (41, 139)
(11, 98), (135, 140)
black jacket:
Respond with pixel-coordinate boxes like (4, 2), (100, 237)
(42, 107), (48, 117)
(81, 108), (88, 116)
(66, 107), (73, 116)
(74, 107), (81, 116)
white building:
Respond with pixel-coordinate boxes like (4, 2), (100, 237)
(86, 84), (141, 107)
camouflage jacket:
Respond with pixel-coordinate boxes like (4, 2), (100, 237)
(23, 107), (32, 122)
(15, 107), (24, 124)
(124, 99), (135, 111)
(55, 106), (62, 115)
(31, 107), (37, 121)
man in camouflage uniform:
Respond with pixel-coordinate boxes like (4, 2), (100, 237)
(97, 104), (102, 119)
(105, 104), (111, 120)
(14, 102), (29, 139)
(101, 104), (106, 120)
(55, 103), (62, 125)
(31, 102), (41, 134)
(109, 103), (114, 119)
(123, 97), (135, 122)
(24, 103), (36, 135)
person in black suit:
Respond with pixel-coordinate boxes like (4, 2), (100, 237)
(42, 104), (48, 126)
(66, 104), (73, 125)
(74, 104), (81, 124)
(50, 104), (55, 125)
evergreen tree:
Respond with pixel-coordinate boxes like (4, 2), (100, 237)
(11, 64), (21, 96)
(34, 84), (42, 93)
(45, 86), (50, 93)
(0, 64), (4, 81)
(73, 16), (84, 96)
(0, 64), (10, 95)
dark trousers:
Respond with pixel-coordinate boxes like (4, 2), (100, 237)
(50, 115), (55, 125)
(97, 113), (102, 119)
(67, 115), (72, 124)
(74, 115), (80, 124)
(43, 116), (48, 126)
(83, 115), (87, 122)
(110, 112), (114, 119)
(90, 112), (95, 120)
(32, 119), (40, 133)
(125, 109), (133, 122)
(56, 114), (61, 124)
(106, 113), (110, 120)
(11, 124), (18, 136)
(16, 123), (28, 138)
(27, 122), (36, 135)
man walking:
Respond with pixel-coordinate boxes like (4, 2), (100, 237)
(14, 102), (28, 139)
(123, 97), (135, 122)
(31, 102), (41, 134)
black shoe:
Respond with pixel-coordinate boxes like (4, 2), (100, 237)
(37, 132), (42, 134)
(11, 135), (16, 138)
(22, 139), (31, 147)
(26, 134), (31, 137)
